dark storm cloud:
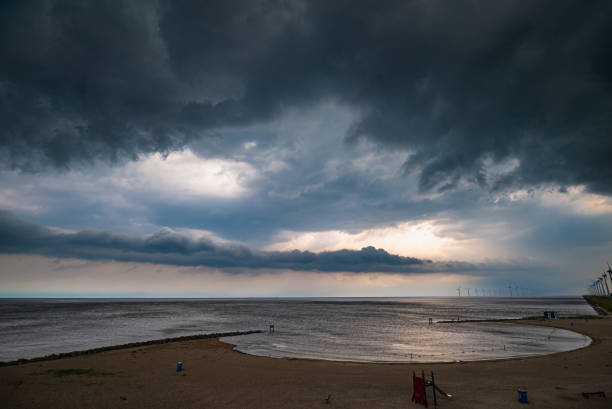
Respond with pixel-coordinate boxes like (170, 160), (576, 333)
(0, 210), (445, 273)
(1, 1), (611, 193)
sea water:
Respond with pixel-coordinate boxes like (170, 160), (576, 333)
(0, 297), (594, 363)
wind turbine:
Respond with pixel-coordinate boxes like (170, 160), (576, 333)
(607, 262), (612, 289)
(508, 285), (513, 296)
(457, 287), (461, 297)
(467, 288), (470, 296)
(602, 271), (610, 296)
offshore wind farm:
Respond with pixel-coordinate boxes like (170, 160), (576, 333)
(456, 286), (530, 297)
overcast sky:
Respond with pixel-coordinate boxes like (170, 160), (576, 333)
(1, 0), (611, 297)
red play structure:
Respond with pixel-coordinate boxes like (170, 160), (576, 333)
(412, 371), (451, 408)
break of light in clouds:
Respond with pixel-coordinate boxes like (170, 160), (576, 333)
(1, 0), (611, 296)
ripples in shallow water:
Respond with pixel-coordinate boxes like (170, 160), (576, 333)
(0, 297), (595, 362)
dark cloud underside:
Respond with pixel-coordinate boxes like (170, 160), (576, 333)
(0, 210), (440, 273)
(1, 0), (611, 194)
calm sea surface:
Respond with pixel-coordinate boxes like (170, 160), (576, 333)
(0, 297), (594, 363)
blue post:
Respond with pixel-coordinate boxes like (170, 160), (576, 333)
(177, 361), (183, 372)
(518, 389), (528, 403)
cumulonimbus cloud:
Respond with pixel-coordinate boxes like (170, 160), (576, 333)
(1, 1), (611, 195)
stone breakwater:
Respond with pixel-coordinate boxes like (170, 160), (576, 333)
(0, 330), (262, 367)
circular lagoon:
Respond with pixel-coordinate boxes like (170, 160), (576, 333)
(222, 321), (590, 363)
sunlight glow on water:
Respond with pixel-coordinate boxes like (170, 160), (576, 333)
(222, 298), (592, 362)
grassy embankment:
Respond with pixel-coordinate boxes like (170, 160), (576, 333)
(583, 295), (612, 314)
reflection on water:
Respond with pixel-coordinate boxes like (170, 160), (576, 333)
(225, 321), (590, 363)
(0, 297), (594, 362)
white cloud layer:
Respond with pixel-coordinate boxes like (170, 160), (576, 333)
(267, 221), (456, 260)
(117, 149), (256, 200)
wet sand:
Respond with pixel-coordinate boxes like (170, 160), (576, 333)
(1, 317), (610, 408)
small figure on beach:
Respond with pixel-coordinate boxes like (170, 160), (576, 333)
(428, 318), (433, 325)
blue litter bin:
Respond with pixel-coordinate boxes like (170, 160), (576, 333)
(518, 389), (528, 403)
(177, 361), (183, 372)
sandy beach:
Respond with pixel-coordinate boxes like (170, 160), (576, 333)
(1, 317), (610, 409)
